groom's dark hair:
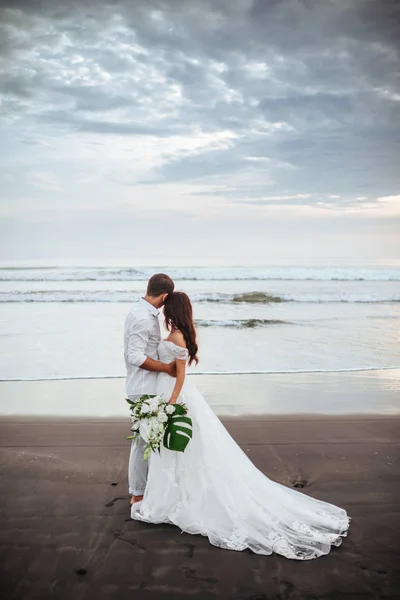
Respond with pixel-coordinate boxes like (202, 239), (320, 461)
(147, 273), (175, 297)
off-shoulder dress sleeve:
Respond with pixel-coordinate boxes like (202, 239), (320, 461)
(171, 344), (189, 361)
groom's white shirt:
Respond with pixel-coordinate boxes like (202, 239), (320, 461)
(124, 297), (161, 399)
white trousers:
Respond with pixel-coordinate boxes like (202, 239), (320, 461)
(128, 436), (148, 496)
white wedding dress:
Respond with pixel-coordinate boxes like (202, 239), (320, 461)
(131, 340), (350, 559)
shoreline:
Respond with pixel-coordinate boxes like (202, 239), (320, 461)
(1, 413), (399, 425)
(2, 364), (399, 381)
(1, 368), (399, 418)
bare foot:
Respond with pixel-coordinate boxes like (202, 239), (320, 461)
(130, 494), (143, 505)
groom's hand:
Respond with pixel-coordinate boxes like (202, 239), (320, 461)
(166, 361), (177, 378)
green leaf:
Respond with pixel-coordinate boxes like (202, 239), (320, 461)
(171, 403), (186, 415)
(163, 414), (193, 453)
(126, 394), (157, 406)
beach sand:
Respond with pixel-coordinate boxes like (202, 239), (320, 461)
(1, 400), (399, 599)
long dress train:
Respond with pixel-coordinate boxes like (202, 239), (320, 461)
(131, 340), (350, 559)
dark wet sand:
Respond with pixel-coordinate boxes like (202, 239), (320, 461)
(1, 415), (399, 600)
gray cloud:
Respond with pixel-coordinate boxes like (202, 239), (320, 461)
(0, 0), (399, 210)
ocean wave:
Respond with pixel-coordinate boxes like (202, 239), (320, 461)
(196, 318), (288, 328)
(0, 290), (134, 303)
(1, 265), (400, 282)
(233, 292), (283, 303)
(0, 269), (145, 282)
(195, 292), (400, 304)
(0, 290), (399, 303)
(192, 292), (285, 303)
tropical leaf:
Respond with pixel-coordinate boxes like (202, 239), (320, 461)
(163, 409), (192, 453)
(171, 403), (187, 415)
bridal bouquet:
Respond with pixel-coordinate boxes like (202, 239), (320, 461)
(126, 394), (193, 460)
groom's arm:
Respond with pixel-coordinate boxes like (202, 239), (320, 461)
(140, 356), (175, 376)
(127, 318), (176, 377)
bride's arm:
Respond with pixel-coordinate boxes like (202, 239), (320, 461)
(167, 331), (187, 404)
(168, 358), (186, 404)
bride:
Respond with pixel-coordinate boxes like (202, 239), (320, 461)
(131, 291), (350, 559)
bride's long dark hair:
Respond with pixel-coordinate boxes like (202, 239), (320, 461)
(163, 292), (199, 366)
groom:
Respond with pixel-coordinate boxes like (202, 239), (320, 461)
(125, 273), (176, 505)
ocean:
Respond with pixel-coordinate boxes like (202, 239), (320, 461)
(0, 260), (399, 381)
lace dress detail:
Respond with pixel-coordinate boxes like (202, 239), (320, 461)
(158, 341), (189, 362)
(131, 340), (350, 559)
(224, 528), (248, 552)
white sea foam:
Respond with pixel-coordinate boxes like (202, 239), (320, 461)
(0, 289), (398, 303)
(0, 265), (400, 282)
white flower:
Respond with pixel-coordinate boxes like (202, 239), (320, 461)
(157, 411), (168, 423)
(149, 400), (159, 412)
(158, 423), (164, 432)
(139, 420), (151, 442)
(131, 421), (140, 431)
(165, 404), (175, 415)
(140, 403), (150, 415)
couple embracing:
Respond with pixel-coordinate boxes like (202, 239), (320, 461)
(124, 273), (350, 559)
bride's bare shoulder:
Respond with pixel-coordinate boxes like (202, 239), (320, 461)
(167, 330), (186, 349)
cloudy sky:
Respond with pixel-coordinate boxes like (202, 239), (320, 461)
(0, 0), (399, 264)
